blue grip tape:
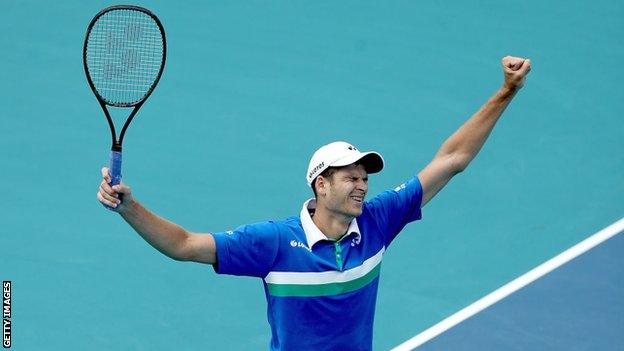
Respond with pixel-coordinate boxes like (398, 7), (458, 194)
(109, 150), (122, 186)
(104, 150), (123, 211)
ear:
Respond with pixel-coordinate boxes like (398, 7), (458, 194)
(316, 176), (328, 196)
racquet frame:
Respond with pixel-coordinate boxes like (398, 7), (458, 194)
(83, 5), (167, 152)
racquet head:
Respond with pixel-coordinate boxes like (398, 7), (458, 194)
(84, 5), (166, 107)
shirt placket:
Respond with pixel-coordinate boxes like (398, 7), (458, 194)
(333, 241), (343, 271)
(332, 233), (355, 271)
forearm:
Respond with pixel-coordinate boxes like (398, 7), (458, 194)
(437, 85), (519, 171)
(118, 199), (189, 260)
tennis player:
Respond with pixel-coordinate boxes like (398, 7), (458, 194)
(97, 56), (531, 350)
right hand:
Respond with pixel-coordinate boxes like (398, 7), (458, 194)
(97, 167), (133, 211)
(501, 56), (531, 90)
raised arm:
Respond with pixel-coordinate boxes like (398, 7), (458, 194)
(97, 167), (216, 264)
(418, 56), (531, 206)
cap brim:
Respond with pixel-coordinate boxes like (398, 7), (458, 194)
(332, 152), (384, 174)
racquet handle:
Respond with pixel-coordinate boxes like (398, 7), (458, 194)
(105, 150), (123, 211)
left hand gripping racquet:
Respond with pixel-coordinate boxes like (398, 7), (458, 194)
(83, 5), (166, 210)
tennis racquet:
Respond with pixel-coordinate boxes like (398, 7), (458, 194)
(83, 5), (166, 210)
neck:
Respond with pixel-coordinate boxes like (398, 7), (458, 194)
(311, 203), (353, 241)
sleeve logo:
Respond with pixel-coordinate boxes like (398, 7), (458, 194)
(394, 183), (406, 192)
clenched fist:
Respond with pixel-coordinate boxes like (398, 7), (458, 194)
(502, 56), (531, 90)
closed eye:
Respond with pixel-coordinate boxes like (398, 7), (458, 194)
(349, 177), (368, 183)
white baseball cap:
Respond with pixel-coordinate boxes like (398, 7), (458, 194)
(306, 141), (384, 187)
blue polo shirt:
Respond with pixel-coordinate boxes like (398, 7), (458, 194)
(212, 176), (423, 350)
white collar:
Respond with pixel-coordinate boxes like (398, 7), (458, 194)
(300, 198), (361, 248)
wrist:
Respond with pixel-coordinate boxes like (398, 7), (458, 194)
(499, 84), (519, 99)
(117, 197), (138, 215)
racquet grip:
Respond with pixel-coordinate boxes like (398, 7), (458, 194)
(109, 150), (122, 186)
(105, 150), (123, 211)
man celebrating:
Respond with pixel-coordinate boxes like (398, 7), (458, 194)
(97, 56), (531, 350)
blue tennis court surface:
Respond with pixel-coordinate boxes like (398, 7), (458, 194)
(1, 1), (622, 350)
(393, 220), (624, 350)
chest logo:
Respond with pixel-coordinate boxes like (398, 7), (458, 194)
(290, 240), (312, 252)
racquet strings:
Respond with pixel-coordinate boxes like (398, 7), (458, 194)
(85, 9), (164, 106)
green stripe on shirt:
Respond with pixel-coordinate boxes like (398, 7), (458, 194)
(267, 263), (381, 297)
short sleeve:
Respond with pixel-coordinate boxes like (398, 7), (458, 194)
(363, 176), (423, 246)
(212, 221), (280, 278)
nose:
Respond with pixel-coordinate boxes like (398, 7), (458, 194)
(356, 179), (368, 193)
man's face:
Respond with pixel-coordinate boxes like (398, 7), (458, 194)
(319, 164), (369, 219)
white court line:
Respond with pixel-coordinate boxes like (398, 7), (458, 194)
(391, 217), (624, 351)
